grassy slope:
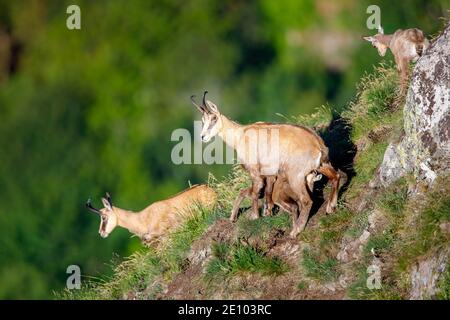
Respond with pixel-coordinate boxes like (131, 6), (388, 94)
(60, 64), (449, 300)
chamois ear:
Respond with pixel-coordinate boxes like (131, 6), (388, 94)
(101, 197), (112, 211)
(378, 25), (384, 35)
(205, 100), (219, 114)
(363, 36), (375, 42)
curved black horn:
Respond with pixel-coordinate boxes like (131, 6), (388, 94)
(106, 192), (112, 206)
(190, 95), (205, 113)
(86, 198), (101, 215)
(202, 91), (208, 109)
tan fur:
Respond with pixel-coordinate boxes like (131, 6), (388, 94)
(194, 94), (340, 238)
(90, 185), (217, 242)
(363, 27), (429, 92)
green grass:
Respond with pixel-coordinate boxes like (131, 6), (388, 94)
(59, 249), (164, 300)
(342, 63), (398, 143)
(297, 280), (308, 291)
(205, 242), (288, 281)
(161, 205), (215, 274)
(291, 104), (334, 130)
(436, 263), (450, 300)
(301, 248), (338, 283)
(346, 141), (388, 200)
(345, 211), (369, 238)
(347, 176), (450, 300)
(237, 212), (291, 240)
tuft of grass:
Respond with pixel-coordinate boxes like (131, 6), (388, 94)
(291, 104), (334, 130)
(342, 63), (398, 143)
(345, 211), (369, 238)
(209, 166), (251, 214)
(205, 242), (288, 281)
(346, 141), (388, 200)
(59, 249), (164, 300)
(297, 280), (308, 291)
(301, 248), (338, 283)
(237, 212), (291, 240)
(377, 178), (408, 217)
(161, 205), (214, 274)
(436, 262), (450, 300)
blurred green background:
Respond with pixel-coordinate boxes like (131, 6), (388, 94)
(0, 0), (448, 299)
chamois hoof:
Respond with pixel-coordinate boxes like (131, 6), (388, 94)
(263, 209), (272, 217)
(326, 203), (337, 214)
(289, 230), (299, 239)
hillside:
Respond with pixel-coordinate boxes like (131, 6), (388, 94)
(61, 25), (450, 300)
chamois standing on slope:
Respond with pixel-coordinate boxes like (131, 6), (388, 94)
(86, 185), (217, 243)
(363, 25), (429, 92)
(191, 92), (340, 238)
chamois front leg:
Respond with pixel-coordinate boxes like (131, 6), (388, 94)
(230, 187), (252, 222)
(263, 176), (276, 217)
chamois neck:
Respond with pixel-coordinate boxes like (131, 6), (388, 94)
(114, 207), (147, 236)
(379, 34), (393, 47)
(218, 114), (243, 150)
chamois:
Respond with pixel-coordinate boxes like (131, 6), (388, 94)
(231, 173), (322, 229)
(363, 25), (429, 91)
(191, 92), (340, 238)
(86, 185), (217, 242)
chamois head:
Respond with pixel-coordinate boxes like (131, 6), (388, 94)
(363, 25), (388, 56)
(191, 91), (222, 143)
(86, 192), (118, 238)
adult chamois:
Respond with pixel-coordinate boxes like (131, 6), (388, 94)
(86, 185), (216, 243)
(191, 91), (340, 237)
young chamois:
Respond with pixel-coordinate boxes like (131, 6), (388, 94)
(191, 92), (340, 238)
(231, 172), (322, 229)
(86, 185), (217, 243)
(363, 25), (429, 92)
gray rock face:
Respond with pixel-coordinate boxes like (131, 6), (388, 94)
(379, 23), (450, 186)
(410, 248), (449, 300)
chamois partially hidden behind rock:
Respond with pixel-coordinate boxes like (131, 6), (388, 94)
(363, 25), (429, 92)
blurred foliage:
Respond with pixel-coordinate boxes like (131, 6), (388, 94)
(0, 0), (448, 298)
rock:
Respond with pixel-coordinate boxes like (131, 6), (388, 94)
(337, 229), (371, 263)
(379, 23), (450, 186)
(379, 143), (406, 185)
(410, 248), (449, 299)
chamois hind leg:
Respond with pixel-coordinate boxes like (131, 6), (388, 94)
(230, 187), (252, 222)
(263, 176), (276, 216)
(289, 184), (312, 238)
(318, 162), (340, 214)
